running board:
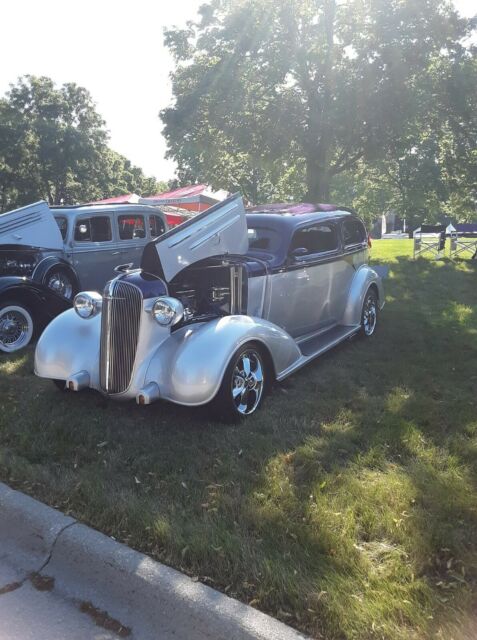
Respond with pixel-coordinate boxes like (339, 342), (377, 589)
(299, 324), (359, 356)
(277, 325), (360, 381)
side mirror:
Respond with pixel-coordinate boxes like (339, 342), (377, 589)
(290, 247), (308, 260)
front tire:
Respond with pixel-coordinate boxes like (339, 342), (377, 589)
(0, 302), (34, 353)
(210, 343), (267, 421)
(360, 288), (379, 337)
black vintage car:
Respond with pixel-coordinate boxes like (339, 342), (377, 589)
(0, 202), (72, 353)
(0, 275), (71, 353)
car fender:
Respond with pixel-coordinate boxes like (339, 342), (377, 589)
(32, 256), (78, 287)
(0, 277), (70, 326)
(35, 308), (101, 385)
(144, 315), (302, 406)
(341, 264), (384, 327)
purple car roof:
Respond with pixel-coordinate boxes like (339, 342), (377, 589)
(245, 205), (359, 269)
(246, 202), (349, 215)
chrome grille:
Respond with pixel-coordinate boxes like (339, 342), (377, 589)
(100, 279), (142, 394)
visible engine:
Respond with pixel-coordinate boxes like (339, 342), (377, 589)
(0, 247), (39, 276)
(169, 259), (246, 323)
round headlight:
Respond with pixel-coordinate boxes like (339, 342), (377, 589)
(152, 297), (184, 326)
(74, 292), (102, 319)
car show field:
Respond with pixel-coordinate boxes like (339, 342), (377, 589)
(1, 240), (476, 639)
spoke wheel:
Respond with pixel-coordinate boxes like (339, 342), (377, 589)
(210, 343), (269, 421)
(361, 289), (378, 337)
(45, 269), (75, 300)
(231, 350), (265, 416)
(0, 304), (34, 353)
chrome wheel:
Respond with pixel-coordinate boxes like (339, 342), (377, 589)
(0, 305), (34, 352)
(362, 293), (377, 336)
(231, 349), (264, 415)
(46, 271), (74, 299)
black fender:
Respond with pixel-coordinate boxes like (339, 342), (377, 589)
(32, 256), (79, 289)
(0, 277), (71, 332)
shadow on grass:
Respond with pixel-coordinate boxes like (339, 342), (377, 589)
(0, 256), (476, 640)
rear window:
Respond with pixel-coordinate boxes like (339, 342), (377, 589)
(118, 214), (146, 240)
(247, 226), (281, 253)
(74, 216), (112, 242)
(290, 224), (338, 255)
(343, 218), (366, 247)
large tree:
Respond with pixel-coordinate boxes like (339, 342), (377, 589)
(331, 52), (477, 228)
(0, 76), (161, 211)
(162, 0), (473, 203)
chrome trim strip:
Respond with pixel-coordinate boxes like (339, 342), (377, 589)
(31, 255), (65, 279)
(0, 211), (43, 234)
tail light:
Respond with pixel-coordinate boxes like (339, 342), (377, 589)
(367, 233), (372, 248)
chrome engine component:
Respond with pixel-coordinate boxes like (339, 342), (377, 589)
(174, 286), (198, 318)
(210, 286), (230, 303)
(169, 261), (245, 323)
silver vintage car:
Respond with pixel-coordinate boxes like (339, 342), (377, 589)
(0, 200), (168, 299)
(35, 194), (384, 419)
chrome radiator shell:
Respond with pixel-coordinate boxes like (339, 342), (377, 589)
(100, 279), (142, 394)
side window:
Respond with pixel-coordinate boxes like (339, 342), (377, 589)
(290, 224), (338, 256)
(54, 216), (68, 240)
(118, 214), (146, 240)
(74, 216), (112, 242)
(149, 215), (165, 238)
(342, 218), (366, 248)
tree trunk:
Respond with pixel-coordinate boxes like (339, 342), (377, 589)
(0, 185), (6, 213)
(302, 0), (335, 204)
(305, 155), (331, 202)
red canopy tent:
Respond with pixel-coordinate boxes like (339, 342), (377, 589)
(87, 185), (226, 228)
(139, 184), (224, 212)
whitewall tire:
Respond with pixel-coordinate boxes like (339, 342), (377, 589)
(0, 303), (34, 353)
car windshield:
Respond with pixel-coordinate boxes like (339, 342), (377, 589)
(54, 216), (67, 240)
(247, 226), (281, 254)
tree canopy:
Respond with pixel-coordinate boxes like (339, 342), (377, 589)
(0, 76), (162, 212)
(162, 0), (476, 224)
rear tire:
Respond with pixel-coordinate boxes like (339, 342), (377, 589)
(0, 302), (34, 353)
(360, 288), (379, 337)
(52, 379), (67, 391)
(209, 342), (268, 421)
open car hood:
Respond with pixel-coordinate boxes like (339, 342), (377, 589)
(140, 193), (248, 282)
(0, 201), (63, 251)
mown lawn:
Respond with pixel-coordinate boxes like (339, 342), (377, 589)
(1, 240), (477, 639)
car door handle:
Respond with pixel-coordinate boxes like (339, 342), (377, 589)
(111, 251), (120, 255)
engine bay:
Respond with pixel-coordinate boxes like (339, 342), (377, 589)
(169, 259), (247, 324)
(0, 247), (39, 277)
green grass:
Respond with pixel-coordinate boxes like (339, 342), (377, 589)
(1, 240), (477, 639)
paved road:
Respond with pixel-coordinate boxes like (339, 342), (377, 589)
(0, 556), (120, 640)
(0, 482), (307, 640)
